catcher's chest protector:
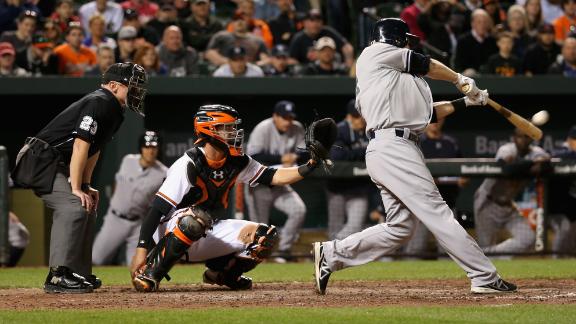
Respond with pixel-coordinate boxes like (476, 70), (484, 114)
(180, 147), (248, 212)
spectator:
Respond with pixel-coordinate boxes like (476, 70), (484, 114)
(174, 0), (192, 20)
(212, 45), (264, 77)
(49, 0), (80, 37)
(205, 13), (268, 66)
(120, 0), (159, 26)
(146, 3), (179, 41)
(268, 0), (303, 46)
(0, 9), (38, 53)
(254, 0), (280, 21)
(86, 44), (115, 76)
(245, 100), (307, 263)
(0, 0), (40, 33)
(454, 8), (498, 76)
(181, 0), (223, 53)
(0, 41), (29, 76)
(474, 128), (551, 255)
(157, 25), (198, 76)
(79, 0), (124, 37)
(84, 14), (117, 53)
(43, 19), (63, 46)
(417, 0), (457, 65)
(482, 0), (507, 27)
(302, 36), (348, 75)
(122, 8), (160, 46)
(404, 117), (467, 259)
(553, 0), (576, 44)
(524, 0), (543, 37)
(506, 4), (536, 58)
(7, 211), (30, 267)
(548, 36), (576, 76)
(15, 33), (59, 76)
(134, 42), (168, 76)
(261, 43), (298, 76)
(541, 0), (564, 24)
(523, 23), (561, 75)
(400, 0), (429, 41)
(325, 99), (370, 240)
(226, 0), (274, 49)
(452, 0), (483, 35)
(548, 125), (576, 256)
(115, 25), (137, 62)
(53, 22), (97, 76)
(481, 31), (523, 75)
(92, 131), (167, 266)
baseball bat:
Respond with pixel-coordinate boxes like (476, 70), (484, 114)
(462, 84), (543, 141)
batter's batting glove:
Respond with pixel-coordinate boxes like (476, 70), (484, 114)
(304, 118), (338, 174)
(464, 89), (489, 106)
(454, 73), (480, 98)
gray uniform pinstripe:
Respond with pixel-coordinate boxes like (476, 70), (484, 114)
(92, 154), (167, 265)
(322, 42), (500, 287)
(474, 143), (548, 254)
(245, 118), (306, 252)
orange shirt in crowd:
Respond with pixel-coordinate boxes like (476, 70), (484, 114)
(54, 43), (97, 76)
(553, 15), (576, 43)
(227, 19), (274, 49)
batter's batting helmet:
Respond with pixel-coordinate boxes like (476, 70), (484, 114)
(194, 105), (244, 156)
(371, 18), (417, 48)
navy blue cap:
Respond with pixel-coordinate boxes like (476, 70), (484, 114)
(274, 100), (297, 118)
(271, 44), (289, 57)
(346, 99), (360, 117)
(568, 125), (576, 139)
(227, 46), (246, 59)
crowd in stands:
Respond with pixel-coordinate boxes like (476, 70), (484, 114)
(0, 0), (575, 78)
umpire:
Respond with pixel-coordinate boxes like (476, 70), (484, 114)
(11, 63), (148, 293)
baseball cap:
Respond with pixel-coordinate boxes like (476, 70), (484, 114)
(274, 100), (297, 119)
(346, 99), (360, 117)
(0, 42), (15, 56)
(538, 23), (555, 34)
(124, 8), (138, 20)
(305, 9), (323, 20)
(271, 44), (289, 57)
(227, 46), (246, 60)
(118, 26), (137, 40)
(314, 36), (336, 50)
(568, 125), (576, 139)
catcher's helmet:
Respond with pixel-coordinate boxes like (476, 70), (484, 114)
(194, 105), (244, 156)
(371, 18), (417, 48)
(102, 62), (148, 117)
(139, 130), (159, 148)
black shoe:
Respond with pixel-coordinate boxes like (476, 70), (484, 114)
(313, 242), (331, 295)
(202, 269), (253, 290)
(471, 278), (517, 294)
(44, 266), (94, 294)
(85, 274), (102, 289)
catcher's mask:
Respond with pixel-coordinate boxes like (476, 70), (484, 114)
(102, 63), (148, 116)
(194, 105), (244, 156)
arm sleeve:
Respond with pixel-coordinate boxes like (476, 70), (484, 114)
(237, 156), (277, 187)
(137, 197), (173, 249)
(251, 152), (282, 165)
(154, 156), (192, 208)
(407, 51), (430, 75)
(74, 98), (100, 143)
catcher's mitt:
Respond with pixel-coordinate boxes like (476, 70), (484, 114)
(305, 117), (337, 173)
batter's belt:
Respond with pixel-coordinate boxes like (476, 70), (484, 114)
(367, 128), (420, 144)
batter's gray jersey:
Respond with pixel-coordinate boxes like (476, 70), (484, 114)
(246, 118), (305, 161)
(477, 143), (549, 203)
(355, 42), (433, 134)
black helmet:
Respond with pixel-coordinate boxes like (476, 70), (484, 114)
(194, 105), (244, 156)
(371, 18), (417, 48)
(102, 62), (148, 117)
(139, 130), (159, 148)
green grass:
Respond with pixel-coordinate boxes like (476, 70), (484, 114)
(1, 305), (575, 323)
(1, 258), (575, 288)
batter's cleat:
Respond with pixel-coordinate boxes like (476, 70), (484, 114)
(86, 274), (102, 289)
(44, 266), (94, 294)
(132, 274), (159, 292)
(313, 242), (331, 295)
(471, 278), (517, 294)
(202, 269), (253, 290)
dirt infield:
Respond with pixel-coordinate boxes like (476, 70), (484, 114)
(1, 279), (575, 310)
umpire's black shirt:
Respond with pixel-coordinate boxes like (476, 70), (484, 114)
(36, 88), (124, 165)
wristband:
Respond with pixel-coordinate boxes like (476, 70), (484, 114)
(451, 97), (466, 110)
(297, 161), (317, 177)
(81, 183), (91, 191)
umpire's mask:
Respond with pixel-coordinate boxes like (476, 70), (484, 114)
(102, 63), (148, 116)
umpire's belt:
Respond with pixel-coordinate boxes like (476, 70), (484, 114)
(112, 209), (139, 221)
(367, 128), (419, 144)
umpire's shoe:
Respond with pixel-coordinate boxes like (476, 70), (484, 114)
(44, 266), (94, 294)
(313, 242), (332, 295)
(471, 278), (517, 294)
(86, 274), (102, 289)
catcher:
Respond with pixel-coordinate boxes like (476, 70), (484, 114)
(130, 104), (336, 292)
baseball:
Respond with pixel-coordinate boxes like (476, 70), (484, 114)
(531, 110), (549, 126)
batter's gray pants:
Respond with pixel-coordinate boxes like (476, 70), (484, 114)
(473, 190), (535, 254)
(326, 191), (368, 240)
(245, 184), (306, 252)
(40, 173), (95, 277)
(323, 130), (498, 286)
(92, 212), (141, 265)
(550, 214), (576, 256)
